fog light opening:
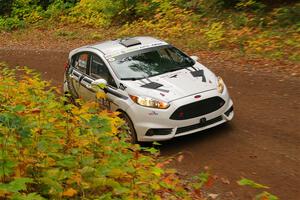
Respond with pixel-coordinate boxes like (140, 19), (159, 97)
(145, 128), (173, 136)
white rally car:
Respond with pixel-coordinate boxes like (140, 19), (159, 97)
(64, 36), (234, 142)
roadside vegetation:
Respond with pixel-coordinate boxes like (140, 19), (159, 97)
(0, 64), (197, 199)
(0, 0), (299, 61)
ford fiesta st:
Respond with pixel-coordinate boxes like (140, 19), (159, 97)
(63, 36), (234, 142)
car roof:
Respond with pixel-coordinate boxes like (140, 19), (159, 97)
(87, 36), (168, 57)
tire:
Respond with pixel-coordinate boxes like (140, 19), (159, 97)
(119, 112), (138, 144)
(63, 92), (76, 105)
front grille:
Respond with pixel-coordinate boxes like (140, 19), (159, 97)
(176, 116), (223, 134)
(170, 96), (225, 120)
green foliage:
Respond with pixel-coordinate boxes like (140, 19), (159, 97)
(0, 0), (77, 30)
(203, 22), (225, 48)
(0, 178), (33, 193)
(0, 0), (14, 15)
(230, 13), (249, 28)
(271, 3), (300, 28)
(62, 0), (115, 27)
(0, 0), (299, 61)
(255, 191), (279, 200)
(0, 64), (191, 199)
(11, 0), (44, 23)
(0, 16), (25, 30)
(43, 0), (70, 19)
(238, 178), (279, 200)
(235, 0), (266, 11)
(119, 5), (198, 41)
(191, 170), (210, 190)
(237, 178), (269, 189)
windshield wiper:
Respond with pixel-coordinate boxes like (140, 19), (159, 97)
(120, 77), (145, 81)
(163, 66), (187, 73)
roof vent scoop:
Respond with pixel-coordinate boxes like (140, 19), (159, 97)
(119, 38), (142, 47)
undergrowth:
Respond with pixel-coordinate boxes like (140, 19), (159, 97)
(0, 0), (299, 62)
(0, 64), (194, 199)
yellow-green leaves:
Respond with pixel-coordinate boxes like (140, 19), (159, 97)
(238, 178), (279, 200)
(0, 65), (189, 199)
(255, 191), (279, 200)
(96, 91), (107, 99)
(238, 178), (269, 189)
(0, 178), (33, 193)
(203, 22), (225, 48)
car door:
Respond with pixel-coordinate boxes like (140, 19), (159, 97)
(78, 53), (118, 110)
(67, 52), (89, 98)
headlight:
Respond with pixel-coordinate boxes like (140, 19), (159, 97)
(217, 76), (225, 94)
(129, 95), (170, 109)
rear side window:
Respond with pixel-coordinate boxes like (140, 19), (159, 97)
(73, 53), (89, 73)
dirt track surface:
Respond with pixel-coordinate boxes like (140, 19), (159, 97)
(1, 49), (300, 200)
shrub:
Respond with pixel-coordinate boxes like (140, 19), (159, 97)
(203, 22), (225, 48)
(62, 0), (113, 27)
(63, 0), (143, 27)
(0, 64), (191, 199)
(119, 6), (198, 40)
(235, 0), (266, 11)
(0, 16), (25, 30)
(0, 0), (14, 15)
(271, 3), (300, 28)
(11, 0), (43, 21)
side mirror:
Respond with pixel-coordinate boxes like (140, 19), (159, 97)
(91, 79), (107, 90)
(190, 55), (199, 62)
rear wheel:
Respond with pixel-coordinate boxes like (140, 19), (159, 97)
(119, 112), (138, 144)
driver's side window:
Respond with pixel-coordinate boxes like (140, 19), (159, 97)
(89, 55), (117, 88)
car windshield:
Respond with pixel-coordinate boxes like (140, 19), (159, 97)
(108, 45), (194, 80)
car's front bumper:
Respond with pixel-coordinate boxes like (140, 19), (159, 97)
(126, 88), (234, 142)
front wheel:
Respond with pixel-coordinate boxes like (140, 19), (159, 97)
(63, 92), (76, 105)
(119, 112), (138, 144)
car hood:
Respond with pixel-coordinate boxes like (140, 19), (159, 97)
(123, 63), (218, 102)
